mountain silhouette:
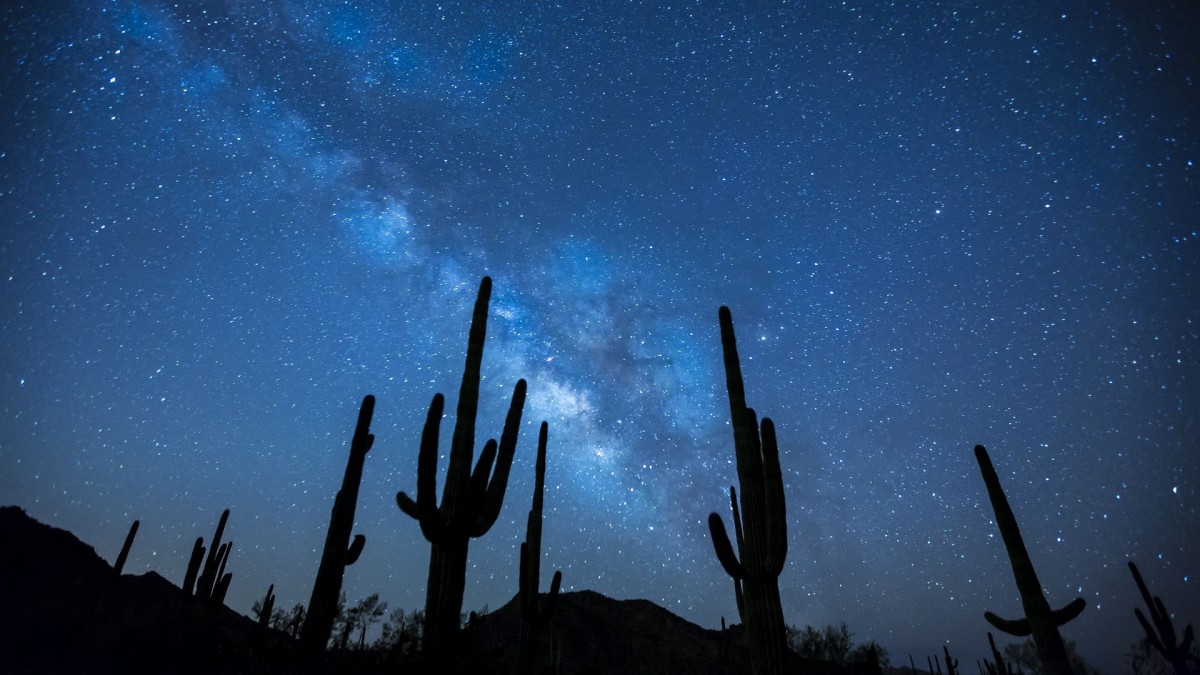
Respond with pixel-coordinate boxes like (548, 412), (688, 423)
(0, 506), (865, 674)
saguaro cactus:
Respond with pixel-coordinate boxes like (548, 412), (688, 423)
(517, 422), (563, 674)
(182, 509), (233, 603)
(974, 445), (1084, 675)
(943, 645), (959, 675)
(984, 632), (1014, 675)
(397, 276), (526, 656)
(259, 584), (277, 628)
(706, 305), (788, 675)
(300, 395), (376, 651)
(114, 519), (139, 576)
(1129, 561), (1198, 675)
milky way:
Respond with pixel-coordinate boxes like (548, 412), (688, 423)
(1, 1), (1197, 668)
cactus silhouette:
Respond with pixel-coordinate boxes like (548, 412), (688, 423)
(517, 422), (563, 674)
(983, 632), (1016, 674)
(300, 395), (375, 651)
(706, 305), (788, 675)
(113, 519), (138, 576)
(1129, 561), (1198, 675)
(183, 509), (233, 603)
(397, 276), (526, 657)
(259, 584), (276, 628)
(974, 445), (1084, 675)
(943, 645), (959, 674)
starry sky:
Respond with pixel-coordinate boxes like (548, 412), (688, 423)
(1, 0), (1197, 669)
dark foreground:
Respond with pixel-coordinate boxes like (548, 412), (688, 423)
(0, 506), (875, 674)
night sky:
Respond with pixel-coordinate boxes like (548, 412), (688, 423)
(2, 0), (1197, 669)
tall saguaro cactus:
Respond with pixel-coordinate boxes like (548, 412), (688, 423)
(518, 422), (563, 674)
(974, 445), (1085, 675)
(706, 305), (788, 675)
(300, 395), (375, 651)
(397, 276), (527, 657)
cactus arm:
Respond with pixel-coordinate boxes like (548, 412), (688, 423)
(214, 572), (232, 603)
(708, 513), (747, 579)
(760, 417), (787, 577)
(464, 439), (498, 516)
(730, 486), (745, 555)
(346, 534), (366, 565)
(470, 379), (527, 535)
(397, 394), (449, 541)
(728, 486), (747, 621)
(1051, 598), (1086, 625)
(984, 612), (1031, 636)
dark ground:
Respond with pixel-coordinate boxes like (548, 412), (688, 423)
(0, 505), (877, 674)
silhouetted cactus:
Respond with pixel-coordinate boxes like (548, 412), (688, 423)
(181, 509), (233, 603)
(721, 485), (748, 623)
(396, 276), (526, 657)
(944, 645), (959, 675)
(974, 445), (1084, 675)
(983, 632), (1015, 674)
(300, 395), (376, 652)
(517, 422), (563, 674)
(183, 536), (204, 593)
(1129, 561), (1198, 675)
(259, 584), (276, 628)
(195, 509), (231, 599)
(706, 305), (788, 675)
(113, 519), (138, 576)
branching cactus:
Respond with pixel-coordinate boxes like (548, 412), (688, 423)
(1129, 561), (1198, 675)
(974, 445), (1084, 675)
(984, 632), (1015, 675)
(259, 584), (276, 628)
(183, 509), (233, 604)
(943, 645), (959, 675)
(300, 395), (376, 651)
(706, 305), (788, 675)
(517, 422), (563, 674)
(396, 276), (526, 656)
